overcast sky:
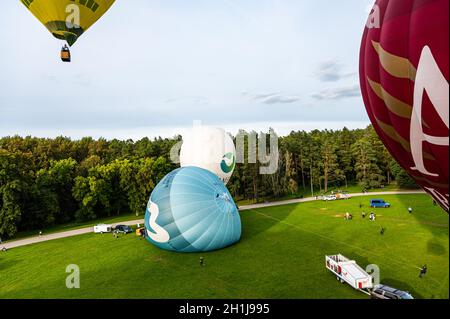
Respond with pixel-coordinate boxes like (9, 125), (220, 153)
(0, 0), (374, 139)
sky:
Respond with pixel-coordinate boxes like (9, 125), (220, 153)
(0, 0), (375, 139)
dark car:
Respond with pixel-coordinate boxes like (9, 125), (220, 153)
(115, 225), (133, 234)
(370, 285), (414, 299)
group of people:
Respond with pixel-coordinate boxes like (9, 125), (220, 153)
(360, 212), (376, 221)
(345, 211), (378, 221)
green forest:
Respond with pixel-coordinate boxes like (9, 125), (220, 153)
(0, 125), (418, 239)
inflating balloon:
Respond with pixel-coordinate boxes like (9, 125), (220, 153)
(180, 127), (236, 184)
(360, 0), (449, 212)
(21, 0), (115, 46)
(144, 167), (242, 253)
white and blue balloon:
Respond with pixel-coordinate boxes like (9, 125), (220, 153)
(144, 127), (241, 253)
(180, 126), (236, 184)
(144, 167), (241, 252)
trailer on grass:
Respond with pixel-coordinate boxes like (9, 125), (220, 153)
(326, 254), (373, 293)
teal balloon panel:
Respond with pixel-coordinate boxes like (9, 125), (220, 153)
(144, 167), (242, 252)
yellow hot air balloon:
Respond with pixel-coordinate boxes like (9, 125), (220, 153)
(21, 0), (115, 61)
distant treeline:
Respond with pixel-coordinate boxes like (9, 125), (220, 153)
(0, 125), (417, 238)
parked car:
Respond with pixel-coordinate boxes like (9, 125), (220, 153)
(336, 193), (350, 200)
(370, 285), (414, 299)
(94, 224), (113, 234)
(115, 225), (133, 234)
(323, 195), (337, 201)
(370, 199), (391, 208)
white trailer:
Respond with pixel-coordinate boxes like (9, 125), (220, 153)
(94, 224), (113, 234)
(326, 254), (373, 292)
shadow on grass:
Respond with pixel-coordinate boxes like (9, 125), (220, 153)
(0, 256), (21, 271)
(239, 204), (296, 241)
(427, 239), (447, 256)
(381, 278), (425, 299)
(339, 253), (426, 299)
(348, 252), (371, 269)
(396, 193), (449, 238)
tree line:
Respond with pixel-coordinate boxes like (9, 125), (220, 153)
(0, 125), (417, 239)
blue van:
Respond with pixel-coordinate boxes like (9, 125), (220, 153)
(370, 199), (391, 208)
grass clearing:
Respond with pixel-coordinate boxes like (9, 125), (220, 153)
(0, 194), (447, 299)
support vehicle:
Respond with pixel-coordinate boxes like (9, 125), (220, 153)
(94, 224), (113, 234)
(115, 225), (133, 234)
(326, 254), (373, 292)
(370, 284), (414, 299)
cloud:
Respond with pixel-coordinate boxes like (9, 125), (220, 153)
(244, 92), (301, 105)
(311, 84), (361, 101)
(314, 60), (356, 82)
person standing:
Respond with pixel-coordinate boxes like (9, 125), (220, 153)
(419, 265), (428, 278)
(200, 257), (205, 267)
(408, 207), (413, 214)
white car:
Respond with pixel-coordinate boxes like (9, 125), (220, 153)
(94, 224), (113, 234)
(323, 195), (337, 201)
(336, 193), (350, 200)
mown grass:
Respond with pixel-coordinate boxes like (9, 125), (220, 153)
(0, 194), (447, 299)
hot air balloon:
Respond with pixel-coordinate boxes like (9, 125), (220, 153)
(144, 167), (242, 253)
(180, 127), (236, 184)
(21, 0), (115, 61)
(360, 0), (449, 212)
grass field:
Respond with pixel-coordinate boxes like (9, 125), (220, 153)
(0, 194), (448, 299)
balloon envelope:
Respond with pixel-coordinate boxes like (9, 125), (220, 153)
(180, 127), (236, 184)
(21, 0), (115, 46)
(360, 0), (449, 211)
(144, 167), (242, 253)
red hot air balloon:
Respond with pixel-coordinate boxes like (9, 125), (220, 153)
(360, 0), (449, 212)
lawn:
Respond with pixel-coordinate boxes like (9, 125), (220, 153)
(0, 194), (448, 299)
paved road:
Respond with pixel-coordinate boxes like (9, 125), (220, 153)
(2, 219), (145, 250)
(238, 190), (426, 211)
(2, 190), (426, 250)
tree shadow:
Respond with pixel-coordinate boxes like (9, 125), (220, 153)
(427, 239), (447, 256)
(395, 194), (448, 237)
(0, 256), (21, 271)
(239, 204), (296, 241)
